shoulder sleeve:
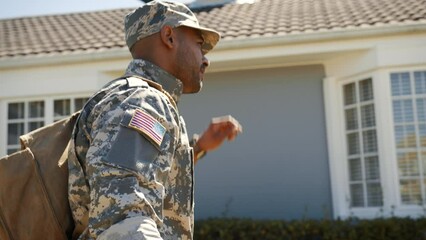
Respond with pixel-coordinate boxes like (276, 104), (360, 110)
(84, 87), (179, 238)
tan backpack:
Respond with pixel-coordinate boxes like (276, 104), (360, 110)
(0, 112), (79, 240)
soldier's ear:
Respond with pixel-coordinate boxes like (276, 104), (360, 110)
(160, 25), (175, 49)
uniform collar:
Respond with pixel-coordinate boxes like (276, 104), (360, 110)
(125, 59), (183, 104)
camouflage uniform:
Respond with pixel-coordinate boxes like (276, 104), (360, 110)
(68, 59), (195, 239)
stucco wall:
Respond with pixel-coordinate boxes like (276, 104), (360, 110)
(180, 64), (331, 220)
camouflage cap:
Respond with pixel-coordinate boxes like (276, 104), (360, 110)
(124, 0), (221, 54)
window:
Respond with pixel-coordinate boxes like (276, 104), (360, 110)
(326, 64), (426, 219)
(6, 97), (88, 154)
(343, 79), (383, 208)
(391, 71), (426, 206)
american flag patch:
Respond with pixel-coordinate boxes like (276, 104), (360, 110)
(128, 109), (166, 147)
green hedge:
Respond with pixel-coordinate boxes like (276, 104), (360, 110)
(194, 217), (426, 240)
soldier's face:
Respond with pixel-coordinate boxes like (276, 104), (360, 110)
(174, 27), (209, 94)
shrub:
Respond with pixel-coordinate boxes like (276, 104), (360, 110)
(194, 217), (426, 240)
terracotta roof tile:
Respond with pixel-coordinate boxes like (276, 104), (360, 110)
(1, 0), (425, 59)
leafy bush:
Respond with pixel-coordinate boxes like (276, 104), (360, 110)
(194, 217), (426, 240)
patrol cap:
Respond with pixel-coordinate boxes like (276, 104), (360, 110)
(124, 0), (221, 54)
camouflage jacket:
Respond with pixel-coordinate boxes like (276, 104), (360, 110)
(68, 59), (195, 239)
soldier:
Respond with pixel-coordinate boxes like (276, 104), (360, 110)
(67, 0), (242, 239)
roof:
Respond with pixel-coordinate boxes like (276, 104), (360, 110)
(1, 0), (426, 59)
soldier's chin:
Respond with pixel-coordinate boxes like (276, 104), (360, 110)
(192, 82), (203, 94)
(183, 83), (202, 94)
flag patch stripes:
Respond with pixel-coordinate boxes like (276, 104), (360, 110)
(128, 109), (166, 147)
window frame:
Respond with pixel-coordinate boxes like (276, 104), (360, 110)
(342, 78), (383, 209)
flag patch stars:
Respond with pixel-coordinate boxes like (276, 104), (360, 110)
(128, 109), (166, 148)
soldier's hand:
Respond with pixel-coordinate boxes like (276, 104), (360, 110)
(195, 115), (242, 157)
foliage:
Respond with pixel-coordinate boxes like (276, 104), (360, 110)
(194, 217), (426, 240)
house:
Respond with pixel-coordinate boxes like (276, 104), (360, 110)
(1, 0), (426, 221)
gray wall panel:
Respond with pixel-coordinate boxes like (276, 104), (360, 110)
(179, 64), (332, 220)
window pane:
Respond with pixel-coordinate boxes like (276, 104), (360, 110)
(414, 71), (426, 94)
(393, 100), (403, 123)
(406, 125), (417, 148)
(398, 152), (419, 177)
(8, 123), (24, 145)
(54, 99), (71, 117)
(417, 99), (426, 122)
(400, 179), (421, 205)
(29, 121), (44, 132)
(349, 158), (362, 181)
(347, 132), (360, 155)
(350, 184), (364, 207)
(395, 125), (417, 148)
(367, 182), (383, 207)
(422, 152), (426, 177)
(7, 148), (19, 155)
(393, 100), (414, 123)
(29, 101), (44, 118)
(8, 102), (25, 119)
(424, 179), (426, 205)
(344, 83), (356, 105)
(420, 124), (426, 147)
(365, 156), (380, 180)
(74, 98), (88, 111)
(359, 79), (373, 102)
(391, 72), (411, 96)
(345, 108), (358, 130)
(403, 100), (414, 122)
(361, 104), (375, 128)
(363, 130), (378, 153)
